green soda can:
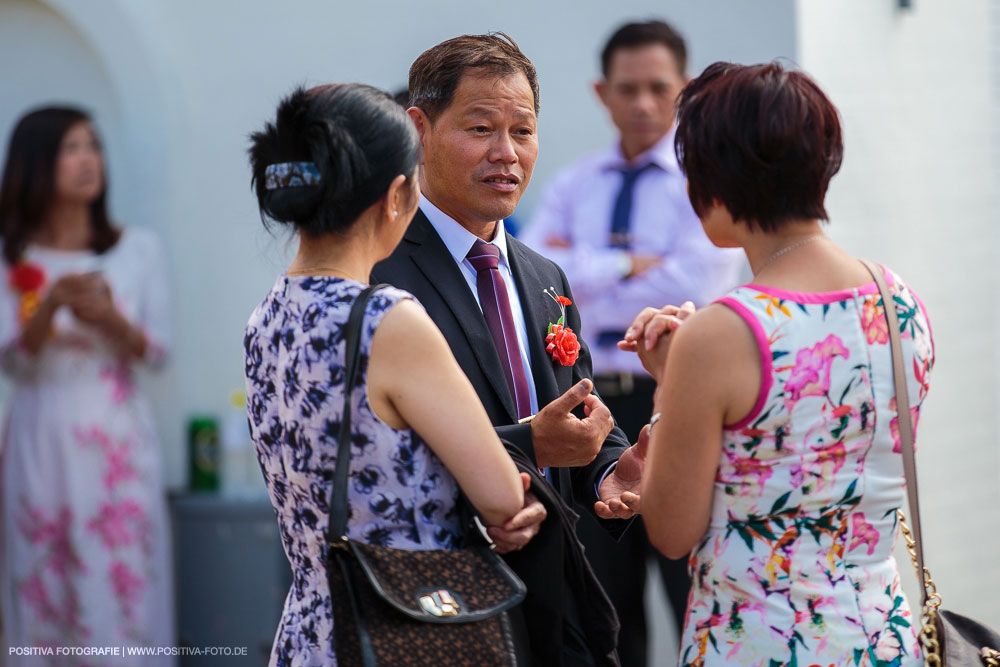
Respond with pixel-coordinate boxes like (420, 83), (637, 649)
(188, 416), (220, 491)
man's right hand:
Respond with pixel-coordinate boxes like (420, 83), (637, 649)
(531, 379), (614, 468)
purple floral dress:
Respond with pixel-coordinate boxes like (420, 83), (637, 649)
(679, 266), (934, 667)
(243, 277), (463, 666)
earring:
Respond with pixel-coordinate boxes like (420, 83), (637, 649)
(392, 211), (398, 218)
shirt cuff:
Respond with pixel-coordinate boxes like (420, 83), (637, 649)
(594, 461), (618, 499)
(615, 251), (632, 279)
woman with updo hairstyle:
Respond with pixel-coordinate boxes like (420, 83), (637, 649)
(244, 84), (525, 665)
(628, 63), (934, 665)
(0, 107), (174, 655)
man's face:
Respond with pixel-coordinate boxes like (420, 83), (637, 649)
(413, 70), (538, 233)
(597, 44), (685, 157)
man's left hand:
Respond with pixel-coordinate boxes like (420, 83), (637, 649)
(594, 423), (650, 519)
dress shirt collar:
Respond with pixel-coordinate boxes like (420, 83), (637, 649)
(603, 125), (680, 174)
(419, 194), (512, 266)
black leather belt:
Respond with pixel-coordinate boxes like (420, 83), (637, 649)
(595, 330), (627, 348)
(592, 371), (655, 397)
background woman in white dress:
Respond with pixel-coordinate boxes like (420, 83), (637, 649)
(0, 107), (174, 662)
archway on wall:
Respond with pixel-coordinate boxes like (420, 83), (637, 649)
(0, 0), (124, 209)
(0, 0), (123, 412)
(0, 0), (180, 484)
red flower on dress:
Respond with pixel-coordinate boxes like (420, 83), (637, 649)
(8, 262), (45, 292)
(8, 261), (46, 324)
(543, 287), (581, 366)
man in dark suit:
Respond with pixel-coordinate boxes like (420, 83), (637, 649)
(372, 33), (644, 665)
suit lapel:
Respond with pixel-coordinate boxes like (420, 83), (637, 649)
(406, 211), (518, 422)
(508, 237), (577, 501)
(507, 235), (566, 404)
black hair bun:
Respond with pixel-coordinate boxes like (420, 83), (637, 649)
(248, 83), (420, 236)
(249, 88), (323, 228)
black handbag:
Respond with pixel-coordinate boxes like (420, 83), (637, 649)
(862, 260), (1000, 667)
(324, 284), (527, 667)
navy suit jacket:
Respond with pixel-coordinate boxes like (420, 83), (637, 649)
(372, 209), (630, 517)
(373, 209), (631, 664)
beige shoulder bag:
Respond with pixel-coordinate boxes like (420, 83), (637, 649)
(861, 259), (1000, 667)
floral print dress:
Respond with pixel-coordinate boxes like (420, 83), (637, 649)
(679, 266), (934, 667)
(243, 277), (464, 666)
(0, 228), (175, 664)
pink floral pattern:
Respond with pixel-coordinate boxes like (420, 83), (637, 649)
(888, 396), (922, 454)
(850, 512), (880, 555)
(15, 501), (89, 640)
(75, 425), (139, 492)
(0, 227), (174, 655)
(86, 500), (151, 552)
(19, 572), (59, 623)
(109, 560), (145, 622)
(684, 268), (934, 666)
(862, 297), (890, 344)
(783, 333), (850, 405)
(100, 360), (137, 404)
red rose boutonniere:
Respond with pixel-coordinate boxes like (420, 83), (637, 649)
(8, 262), (46, 323)
(544, 287), (580, 366)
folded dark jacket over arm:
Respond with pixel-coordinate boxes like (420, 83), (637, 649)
(500, 442), (621, 667)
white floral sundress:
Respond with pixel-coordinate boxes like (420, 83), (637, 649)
(679, 265), (934, 667)
(0, 228), (175, 664)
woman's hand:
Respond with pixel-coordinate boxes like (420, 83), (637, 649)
(618, 301), (696, 381)
(46, 273), (92, 309)
(67, 272), (117, 326)
(18, 273), (100, 355)
(66, 273), (146, 357)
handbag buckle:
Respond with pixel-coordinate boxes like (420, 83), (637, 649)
(418, 589), (460, 617)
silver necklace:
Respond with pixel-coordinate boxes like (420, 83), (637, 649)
(756, 235), (827, 275)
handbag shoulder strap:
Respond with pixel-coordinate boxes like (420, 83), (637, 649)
(326, 283), (389, 545)
(859, 259), (927, 600)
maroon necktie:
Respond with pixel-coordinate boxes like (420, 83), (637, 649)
(467, 240), (533, 420)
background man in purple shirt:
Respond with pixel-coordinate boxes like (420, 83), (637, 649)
(523, 20), (745, 667)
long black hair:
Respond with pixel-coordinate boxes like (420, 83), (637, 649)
(0, 106), (119, 265)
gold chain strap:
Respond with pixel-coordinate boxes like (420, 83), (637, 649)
(898, 509), (944, 666)
(899, 510), (1000, 666)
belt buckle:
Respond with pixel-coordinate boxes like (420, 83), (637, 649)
(595, 371), (634, 396)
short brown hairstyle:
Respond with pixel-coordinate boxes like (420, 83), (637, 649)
(675, 62), (843, 232)
(601, 20), (687, 78)
(408, 32), (539, 122)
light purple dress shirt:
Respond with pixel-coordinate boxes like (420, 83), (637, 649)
(421, 196), (614, 493)
(523, 129), (746, 374)
(420, 195), (540, 414)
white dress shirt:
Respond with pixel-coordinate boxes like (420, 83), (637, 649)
(420, 195), (540, 414)
(523, 129), (746, 373)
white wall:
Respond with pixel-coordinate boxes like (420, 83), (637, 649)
(3, 0), (994, 627)
(797, 0), (1000, 628)
(4, 0), (995, 655)
(0, 0), (798, 491)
